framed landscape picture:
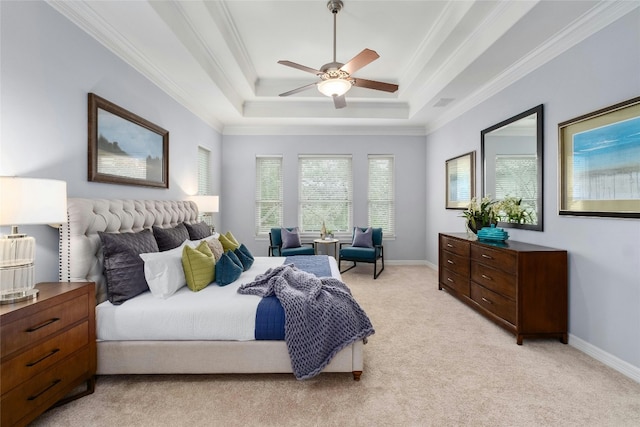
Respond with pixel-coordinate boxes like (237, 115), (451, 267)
(445, 151), (475, 209)
(88, 93), (169, 188)
(559, 96), (640, 218)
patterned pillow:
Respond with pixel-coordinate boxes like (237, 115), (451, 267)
(352, 227), (374, 248)
(281, 227), (301, 249)
(182, 241), (215, 292)
(215, 252), (243, 286)
(184, 221), (212, 240)
(234, 244), (255, 271)
(153, 223), (189, 251)
(98, 229), (159, 305)
(205, 237), (225, 261)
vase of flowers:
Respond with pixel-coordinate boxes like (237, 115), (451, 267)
(462, 196), (533, 235)
(461, 196), (499, 235)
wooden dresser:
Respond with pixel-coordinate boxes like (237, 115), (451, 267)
(1, 282), (96, 427)
(438, 233), (567, 345)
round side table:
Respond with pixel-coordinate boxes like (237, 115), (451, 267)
(313, 238), (339, 258)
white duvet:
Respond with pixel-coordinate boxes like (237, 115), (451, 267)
(96, 256), (340, 342)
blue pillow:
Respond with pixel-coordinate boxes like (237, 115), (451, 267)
(352, 227), (374, 248)
(281, 227), (301, 249)
(215, 252), (243, 286)
(234, 244), (255, 271)
(226, 250), (244, 269)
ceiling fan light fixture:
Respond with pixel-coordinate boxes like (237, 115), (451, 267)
(317, 78), (352, 97)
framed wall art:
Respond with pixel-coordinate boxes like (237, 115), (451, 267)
(88, 93), (169, 188)
(559, 96), (640, 218)
(445, 151), (475, 209)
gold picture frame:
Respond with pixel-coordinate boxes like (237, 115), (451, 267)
(445, 151), (475, 209)
(558, 96), (640, 218)
(88, 93), (169, 188)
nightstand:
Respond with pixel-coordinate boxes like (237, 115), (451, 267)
(1, 282), (96, 427)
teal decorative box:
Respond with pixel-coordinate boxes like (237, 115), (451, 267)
(477, 224), (509, 242)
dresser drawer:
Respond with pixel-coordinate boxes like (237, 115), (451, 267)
(471, 244), (516, 274)
(471, 262), (516, 299)
(440, 235), (470, 257)
(1, 294), (89, 358)
(440, 268), (470, 297)
(470, 283), (516, 325)
(1, 322), (89, 395)
(440, 251), (469, 277)
(1, 348), (91, 427)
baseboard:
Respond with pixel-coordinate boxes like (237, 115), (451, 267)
(569, 334), (640, 384)
(384, 260), (429, 266)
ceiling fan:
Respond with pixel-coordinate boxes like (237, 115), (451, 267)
(278, 0), (399, 109)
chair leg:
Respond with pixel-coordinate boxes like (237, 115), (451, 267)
(373, 251), (385, 279)
(340, 261), (357, 275)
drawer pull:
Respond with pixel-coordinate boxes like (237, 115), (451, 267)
(447, 259), (454, 264)
(27, 379), (61, 401)
(481, 297), (493, 305)
(481, 254), (493, 259)
(26, 317), (60, 333)
(481, 274), (493, 281)
(446, 243), (453, 248)
(447, 278), (454, 283)
(26, 348), (60, 367)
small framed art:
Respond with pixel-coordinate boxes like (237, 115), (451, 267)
(88, 93), (169, 188)
(559, 96), (640, 218)
(445, 151), (475, 209)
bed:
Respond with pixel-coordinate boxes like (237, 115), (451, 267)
(58, 199), (369, 380)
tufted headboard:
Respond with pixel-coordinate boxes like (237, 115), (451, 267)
(58, 199), (199, 304)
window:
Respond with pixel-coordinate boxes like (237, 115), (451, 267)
(368, 155), (395, 235)
(298, 155), (352, 233)
(197, 147), (211, 195)
(255, 155), (283, 235)
(495, 154), (538, 222)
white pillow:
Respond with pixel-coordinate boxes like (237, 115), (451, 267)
(139, 243), (188, 298)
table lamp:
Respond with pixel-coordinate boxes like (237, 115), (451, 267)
(0, 177), (67, 304)
(189, 195), (219, 232)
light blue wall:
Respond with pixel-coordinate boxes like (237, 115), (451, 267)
(426, 9), (640, 374)
(221, 134), (426, 260)
(0, 1), (222, 283)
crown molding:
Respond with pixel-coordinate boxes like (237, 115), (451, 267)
(426, 0), (640, 134)
(222, 124), (427, 136)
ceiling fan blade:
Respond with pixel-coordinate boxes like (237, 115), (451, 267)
(279, 82), (318, 97)
(277, 60), (323, 75)
(340, 48), (379, 75)
(333, 94), (347, 109)
(352, 77), (398, 93)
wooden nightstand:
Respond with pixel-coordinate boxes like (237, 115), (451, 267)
(1, 282), (96, 427)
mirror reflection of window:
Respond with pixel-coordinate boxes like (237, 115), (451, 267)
(495, 155), (538, 223)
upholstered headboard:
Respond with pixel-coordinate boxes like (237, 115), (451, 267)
(58, 199), (198, 304)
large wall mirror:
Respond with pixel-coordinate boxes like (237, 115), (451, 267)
(481, 104), (544, 231)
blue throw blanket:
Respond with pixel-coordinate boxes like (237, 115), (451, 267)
(238, 264), (375, 380)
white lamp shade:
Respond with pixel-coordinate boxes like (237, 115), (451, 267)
(0, 177), (68, 226)
(190, 195), (219, 213)
(317, 78), (352, 97)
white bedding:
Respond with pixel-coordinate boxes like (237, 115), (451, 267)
(96, 256), (340, 342)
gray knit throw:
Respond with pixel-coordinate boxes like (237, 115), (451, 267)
(238, 264), (375, 380)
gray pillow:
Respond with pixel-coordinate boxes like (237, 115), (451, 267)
(184, 221), (211, 240)
(98, 229), (159, 305)
(281, 227), (301, 249)
(352, 227), (374, 248)
(153, 223), (189, 251)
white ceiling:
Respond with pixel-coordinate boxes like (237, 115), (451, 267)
(47, 0), (638, 135)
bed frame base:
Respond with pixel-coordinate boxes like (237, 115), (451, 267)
(97, 339), (364, 380)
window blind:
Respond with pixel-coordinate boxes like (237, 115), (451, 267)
(255, 155), (283, 235)
(368, 155), (395, 235)
(197, 147), (211, 195)
(298, 155), (352, 233)
(495, 154), (538, 222)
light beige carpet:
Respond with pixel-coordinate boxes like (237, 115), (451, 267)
(32, 265), (640, 426)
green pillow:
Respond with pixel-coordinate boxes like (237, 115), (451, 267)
(182, 241), (215, 292)
(225, 231), (240, 246)
(218, 233), (240, 252)
(215, 252), (243, 286)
